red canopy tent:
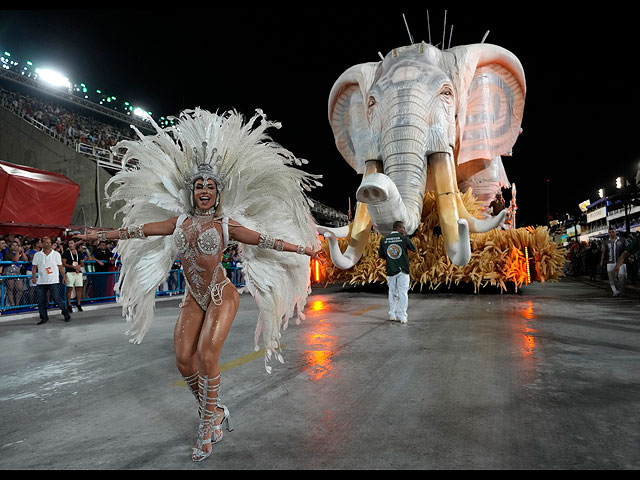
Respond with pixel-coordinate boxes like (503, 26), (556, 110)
(0, 160), (80, 238)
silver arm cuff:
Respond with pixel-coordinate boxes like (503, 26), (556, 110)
(127, 224), (146, 239)
(258, 233), (275, 249)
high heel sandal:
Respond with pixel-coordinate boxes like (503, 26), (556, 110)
(191, 374), (234, 462)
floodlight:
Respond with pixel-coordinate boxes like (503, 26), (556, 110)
(35, 68), (71, 89)
(616, 177), (623, 189)
(133, 107), (149, 118)
(598, 188), (604, 198)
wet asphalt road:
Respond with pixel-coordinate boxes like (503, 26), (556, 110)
(1, 277), (639, 469)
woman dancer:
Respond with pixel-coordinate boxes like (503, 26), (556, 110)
(80, 108), (321, 462)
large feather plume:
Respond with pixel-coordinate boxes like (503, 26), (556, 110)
(105, 108), (321, 372)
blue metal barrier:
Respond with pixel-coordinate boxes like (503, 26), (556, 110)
(0, 260), (244, 315)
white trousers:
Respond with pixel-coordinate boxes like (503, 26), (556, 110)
(606, 263), (627, 294)
(387, 272), (410, 321)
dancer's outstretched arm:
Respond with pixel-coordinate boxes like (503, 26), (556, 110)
(227, 218), (322, 260)
(77, 217), (179, 242)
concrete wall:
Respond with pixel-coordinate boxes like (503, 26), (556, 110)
(0, 106), (120, 229)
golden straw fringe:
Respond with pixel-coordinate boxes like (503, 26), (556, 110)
(321, 190), (566, 292)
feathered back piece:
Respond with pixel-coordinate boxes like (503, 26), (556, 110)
(105, 108), (321, 372)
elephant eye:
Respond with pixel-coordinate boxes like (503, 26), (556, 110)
(441, 86), (453, 97)
(367, 96), (376, 108)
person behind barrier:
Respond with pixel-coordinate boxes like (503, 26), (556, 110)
(62, 239), (85, 312)
(31, 236), (70, 324)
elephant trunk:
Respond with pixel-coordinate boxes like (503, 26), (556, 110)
(357, 103), (432, 235)
(317, 161), (382, 269)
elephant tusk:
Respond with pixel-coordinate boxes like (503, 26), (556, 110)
(451, 219), (471, 266)
(455, 192), (507, 233)
(430, 151), (472, 266)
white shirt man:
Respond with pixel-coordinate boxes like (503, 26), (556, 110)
(31, 236), (70, 324)
(378, 221), (416, 323)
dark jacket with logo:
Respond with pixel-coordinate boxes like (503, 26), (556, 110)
(378, 231), (416, 276)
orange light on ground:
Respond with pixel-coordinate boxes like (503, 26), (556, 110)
(520, 301), (537, 358)
(507, 300), (538, 383)
(304, 349), (334, 381)
(303, 304), (336, 380)
(309, 300), (327, 312)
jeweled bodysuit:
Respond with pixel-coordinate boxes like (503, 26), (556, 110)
(174, 214), (231, 310)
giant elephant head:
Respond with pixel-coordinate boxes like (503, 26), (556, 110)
(318, 42), (525, 268)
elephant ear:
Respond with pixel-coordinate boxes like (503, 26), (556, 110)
(453, 44), (526, 165)
(328, 62), (380, 174)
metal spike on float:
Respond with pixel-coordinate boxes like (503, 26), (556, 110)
(402, 13), (414, 44)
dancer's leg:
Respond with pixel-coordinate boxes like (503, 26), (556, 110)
(192, 285), (239, 460)
(174, 293), (205, 400)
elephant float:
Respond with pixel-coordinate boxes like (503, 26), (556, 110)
(317, 41), (526, 268)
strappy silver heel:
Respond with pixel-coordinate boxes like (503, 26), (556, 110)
(183, 371), (200, 401)
(183, 371), (201, 415)
(191, 373), (234, 462)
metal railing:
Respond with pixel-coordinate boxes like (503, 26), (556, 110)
(0, 260), (245, 315)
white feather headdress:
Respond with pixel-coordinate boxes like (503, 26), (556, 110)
(105, 108), (321, 372)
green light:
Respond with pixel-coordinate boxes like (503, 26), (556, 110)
(4, 51), (10, 57)
(26, 61), (32, 66)
(96, 89), (101, 94)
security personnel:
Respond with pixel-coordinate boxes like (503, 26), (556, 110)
(378, 220), (416, 323)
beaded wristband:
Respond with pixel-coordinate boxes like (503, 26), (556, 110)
(97, 231), (107, 242)
(296, 245), (306, 255)
(258, 233), (275, 249)
(127, 224), (146, 239)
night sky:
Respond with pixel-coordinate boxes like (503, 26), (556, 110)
(1, 6), (638, 228)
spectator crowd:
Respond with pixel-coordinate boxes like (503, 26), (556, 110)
(0, 232), (245, 315)
(0, 88), (136, 151)
(0, 232), (122, 313)
(566, 230), (640, 285)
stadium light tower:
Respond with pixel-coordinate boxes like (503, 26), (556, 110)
(35, 68), (71, 90)
(133, 107), (152, 121)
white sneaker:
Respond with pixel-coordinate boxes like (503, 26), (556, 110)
(389, 316), (397, 322)
(399, 318), (407, 324)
